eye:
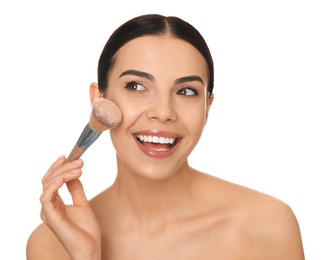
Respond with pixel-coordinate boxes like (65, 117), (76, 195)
(176, 87), (199, 96)
(124, 81), (146, 91)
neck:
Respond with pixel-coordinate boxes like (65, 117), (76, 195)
(112, 158), (197, 227)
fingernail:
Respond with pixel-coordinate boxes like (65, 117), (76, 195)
(71, 169), (82, 174)
(72, 159), (82, 164)
(55, 177), (62, 184)
(56, 155), (65, 161)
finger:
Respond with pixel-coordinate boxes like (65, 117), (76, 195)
(43, 156), (83, 183)
(42, 167), (82, 192)
(40, 176), (64, 205)
(42, 159), (84, 190)
(40, 177), (65, 224)
(66, 179), (88, 206)
(42, 155), (66, 184)
(41, 168), (84, 209)
(40, 194), (64, 222)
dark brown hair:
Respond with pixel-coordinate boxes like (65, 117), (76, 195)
(98, 14), (214, 97)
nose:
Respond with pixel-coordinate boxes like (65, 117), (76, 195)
(146, 94), (177, 123)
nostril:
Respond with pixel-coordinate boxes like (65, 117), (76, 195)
(146, 102), (177, 122)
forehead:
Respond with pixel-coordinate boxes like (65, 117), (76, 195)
(112, 35), (208, 82)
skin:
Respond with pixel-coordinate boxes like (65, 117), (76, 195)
(26, 35), (305, 259)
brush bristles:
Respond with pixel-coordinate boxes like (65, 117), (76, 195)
(89, 98), (122, 132)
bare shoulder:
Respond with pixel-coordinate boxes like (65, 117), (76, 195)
(197, 173), (305, 259)
(240, 189), (305, 259)
(26, 223), (70, 260)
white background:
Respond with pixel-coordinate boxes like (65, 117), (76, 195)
(1, 0), (326, 259)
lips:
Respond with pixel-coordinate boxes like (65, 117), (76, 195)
(133, 131), (181, 158)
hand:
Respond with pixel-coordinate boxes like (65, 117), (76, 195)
(40, 156), (101, 259)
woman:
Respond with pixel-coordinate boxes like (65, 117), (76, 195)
(27, 14), (305, 259)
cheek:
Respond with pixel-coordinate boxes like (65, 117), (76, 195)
(118, 99), (144, 124)
(178, 102), (208, 135)
(105, 87), (142, 124)
(188, 112), (207, 134)
(109, 98), (146, 146)
(179, 99), (208, 120)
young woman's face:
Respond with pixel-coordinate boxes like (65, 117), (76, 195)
(104, 35), (213, 179)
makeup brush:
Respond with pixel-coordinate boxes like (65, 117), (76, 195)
(66, 98), (122, 162)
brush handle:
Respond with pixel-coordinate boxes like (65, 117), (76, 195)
(66, 145), (85, 162)
(66, 123), (102, 162)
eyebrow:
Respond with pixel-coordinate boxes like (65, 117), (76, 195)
(175, 75), (204, 86)
(119, 69), (205, 86)
(119, 70), (154, 81)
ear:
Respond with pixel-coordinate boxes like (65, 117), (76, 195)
(89, 82), (104, 105)
(208, 93), (214, 106)
(205, 93), (214, 121)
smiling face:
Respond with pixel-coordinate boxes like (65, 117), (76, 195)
(102, 35), (213, 180)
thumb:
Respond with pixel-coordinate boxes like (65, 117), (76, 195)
(66, 179), (88, 205)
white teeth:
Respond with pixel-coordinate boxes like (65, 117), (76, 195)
(149, 147), (169, 152)
(137, 134), (176, 144)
